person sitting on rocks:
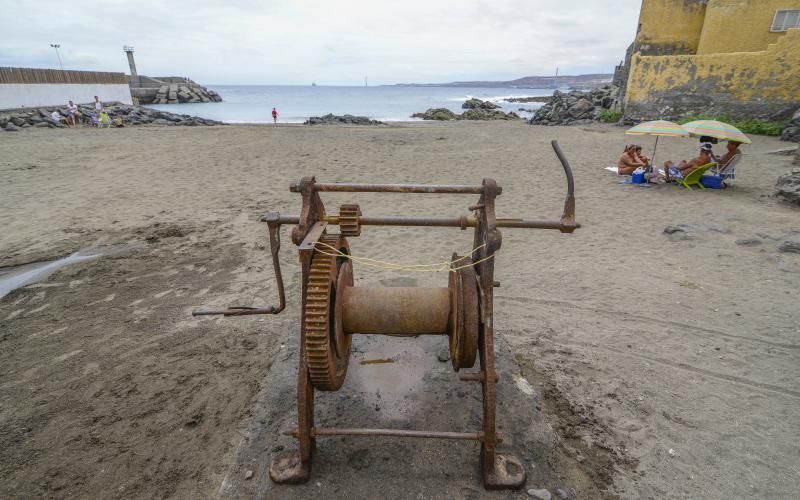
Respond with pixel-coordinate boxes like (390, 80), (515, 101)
(618, 145), (646, 175)
(664, 143), (715, 181)
(66, 100), (80, 126)
(50, 110), (66, 127)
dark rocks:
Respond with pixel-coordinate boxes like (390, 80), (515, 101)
(664, 225), (692, 241)
(735, 237), (762, 246)
(778, 239), (800, 254)
(529, 85), (620, 125)
(412, 108), (458, 121)
(0, 103), (223, 131)
(461, 108), (519, 120)
(504, 96), (551, 103)
(437, 345), (450, 362)
(775, 168), (800, 205)
(412, 106), (519, 121)
(462, 98), (500, 110)
(664, 225), (687, 234)
(780, 109), (800, 142)
(304, 113), (384, 125)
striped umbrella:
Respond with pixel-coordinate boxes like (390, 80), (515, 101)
(681, 120), (751, 144)
(625, 120), (689, 168)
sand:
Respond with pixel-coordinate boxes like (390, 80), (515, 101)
(0, 122), (798, 499)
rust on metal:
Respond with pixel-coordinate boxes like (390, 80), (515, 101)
(196, 140), (581, 491)
(283, 427), (504, 443)
(341, 287), (449, 335)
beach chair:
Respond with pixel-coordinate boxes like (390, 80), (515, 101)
(675, 162), (716, 190)
(710, 151), (742, 186)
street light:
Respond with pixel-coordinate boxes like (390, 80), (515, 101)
(49, 43), (64, 71)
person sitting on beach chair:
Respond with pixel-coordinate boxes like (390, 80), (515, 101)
(98, 110), (111, 128)
(711, 141), (743, 185)
(664, 143), (714, 181)
(617, 145), (647, 175)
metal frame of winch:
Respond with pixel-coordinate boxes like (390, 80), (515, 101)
(194, 140), (581, 490)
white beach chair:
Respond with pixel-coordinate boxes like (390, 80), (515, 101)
(711, 151), (742, 186)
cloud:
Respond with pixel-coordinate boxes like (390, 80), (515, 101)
(0, 0), (640, 84)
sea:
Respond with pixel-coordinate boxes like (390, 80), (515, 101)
(146, 85), (553, 124)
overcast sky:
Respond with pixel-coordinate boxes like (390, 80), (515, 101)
(1, 0), (641, 85)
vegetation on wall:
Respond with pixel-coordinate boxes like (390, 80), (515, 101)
(598, 110), (623, 123)
(677, 115), (786, 137)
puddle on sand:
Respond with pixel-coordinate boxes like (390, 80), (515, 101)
(0, 243), (143, 299)
(347, 335), (447, 418)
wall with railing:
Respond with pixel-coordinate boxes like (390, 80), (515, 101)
(0, 67), (132, 109)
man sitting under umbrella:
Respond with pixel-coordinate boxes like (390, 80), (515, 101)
(663, 143), (715, 181)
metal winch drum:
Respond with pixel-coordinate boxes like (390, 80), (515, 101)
(194, 140), (580, 490)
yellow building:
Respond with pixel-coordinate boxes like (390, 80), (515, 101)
(623, 0), (800, 121)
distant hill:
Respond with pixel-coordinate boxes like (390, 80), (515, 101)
(396, 74), (613, 89)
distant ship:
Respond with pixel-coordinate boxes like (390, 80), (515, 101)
(311, 82), (317, 87)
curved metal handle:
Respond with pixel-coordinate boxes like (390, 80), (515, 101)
(550, 140), (577, 233)
(192, 217), (286, 317)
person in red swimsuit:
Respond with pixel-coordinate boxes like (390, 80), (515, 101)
(272, 107), (278, 125)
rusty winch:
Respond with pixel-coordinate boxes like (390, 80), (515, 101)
(195, 140), (580, 489)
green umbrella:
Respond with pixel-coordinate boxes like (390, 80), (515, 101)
(681, 120), (752, 144)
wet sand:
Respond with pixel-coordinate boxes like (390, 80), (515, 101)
(1, 122), (798, 498)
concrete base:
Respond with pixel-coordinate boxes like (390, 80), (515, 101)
(218, 333), (556, 499)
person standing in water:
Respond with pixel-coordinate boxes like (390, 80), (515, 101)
(272, 107), (278, 125)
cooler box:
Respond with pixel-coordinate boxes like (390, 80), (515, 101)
(700, 175), (724, 189)
(631, 172), (646, 184)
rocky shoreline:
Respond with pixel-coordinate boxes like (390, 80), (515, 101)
(304, 114), (384, 125)
(1, 102), (223, 131)
(412, 99), (520, 121)
(529, 85), (620, 125)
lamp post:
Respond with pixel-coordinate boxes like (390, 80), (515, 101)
(49, 43), (64, 71)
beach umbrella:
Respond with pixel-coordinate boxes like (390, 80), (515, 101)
(681, 120), (751, 144)
(625, 120), (689, 167)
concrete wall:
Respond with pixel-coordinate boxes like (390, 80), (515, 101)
(624, 28), (800, 121)
(634, 0), (709, 55)
(0, 83), (133, 110)
(697, 0), (800, 54)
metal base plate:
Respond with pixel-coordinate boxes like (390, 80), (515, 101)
(483, 453), (527, 490)
(268, 450), (311, 484)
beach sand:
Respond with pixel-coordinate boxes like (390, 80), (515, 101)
(1, 122), (798, 498)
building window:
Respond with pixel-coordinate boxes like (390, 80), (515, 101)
(771, 10), (800, 32)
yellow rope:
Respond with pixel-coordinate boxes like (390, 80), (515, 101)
(313, 240), (495, 273)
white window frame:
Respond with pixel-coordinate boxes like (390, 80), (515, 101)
(771, 9), (800, 32)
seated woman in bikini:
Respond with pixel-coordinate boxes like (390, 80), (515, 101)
(617, 145), (647, 175)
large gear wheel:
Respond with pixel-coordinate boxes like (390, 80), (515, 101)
(304, 234), (352, 391)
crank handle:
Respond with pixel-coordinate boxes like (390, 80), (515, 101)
(192, 217), (287, 318)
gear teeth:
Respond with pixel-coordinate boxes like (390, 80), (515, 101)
(304, 234), (349, 391)
(339, 204), (361, 237)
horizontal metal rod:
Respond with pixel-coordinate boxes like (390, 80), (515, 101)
(290, 182), (499, 195)
(262, 214), (580, 230)
(192, 306), (278, 316)
(283, 427), (503, 442)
